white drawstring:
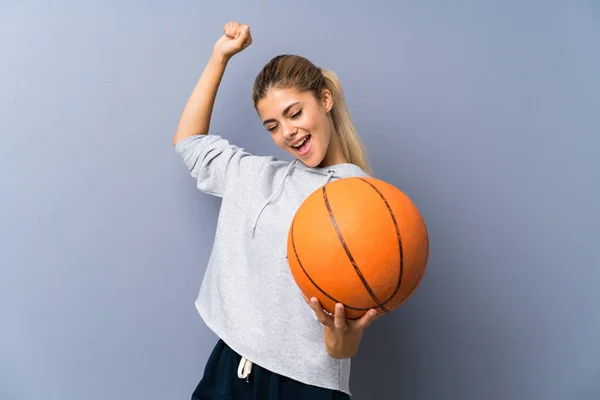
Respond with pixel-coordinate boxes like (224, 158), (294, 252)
(251, 162), (335, 236)
(324, 169), (334, 185)
(242, 168), (336, 379)
(237, 357), (253, 382)
(251, 160), (296, 236)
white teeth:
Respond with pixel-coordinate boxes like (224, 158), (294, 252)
(292, 137), (308, 148)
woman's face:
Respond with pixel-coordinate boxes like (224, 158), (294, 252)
(256, 87), (344, 168)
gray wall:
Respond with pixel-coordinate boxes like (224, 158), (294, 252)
(1, 1), (598, 399)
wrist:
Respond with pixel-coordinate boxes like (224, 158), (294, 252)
(210, 52), (230, 67)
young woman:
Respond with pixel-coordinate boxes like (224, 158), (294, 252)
(173, 21), (380, 399)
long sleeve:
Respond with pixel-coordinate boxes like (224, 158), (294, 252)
(174, 134), (266, 197)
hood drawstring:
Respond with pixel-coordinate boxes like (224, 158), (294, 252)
(251, 162), (336, 236)
(324, 169), (335, 185)
(251, 160), (297, 236)
(240, 167), (336, 380)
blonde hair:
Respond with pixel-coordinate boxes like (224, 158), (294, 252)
(252, 55), (372, 175)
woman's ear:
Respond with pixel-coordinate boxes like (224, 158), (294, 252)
(321, 89), (334, 113)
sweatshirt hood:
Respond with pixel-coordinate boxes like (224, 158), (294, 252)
(250, 159), (369, 236)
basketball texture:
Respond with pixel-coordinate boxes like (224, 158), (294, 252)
(287, 177), (429, 320)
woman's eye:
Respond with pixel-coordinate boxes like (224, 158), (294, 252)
(290, 109), (302, 119)
(267, 125), (277, 132)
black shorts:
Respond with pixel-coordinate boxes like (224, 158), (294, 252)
(191, 339), (351, 400)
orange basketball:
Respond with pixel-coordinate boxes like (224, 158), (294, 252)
(287, 177), (429, 320)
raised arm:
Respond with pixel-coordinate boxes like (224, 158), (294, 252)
(172, 22), (252, 146)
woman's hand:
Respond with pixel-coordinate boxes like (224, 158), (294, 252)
(306, 297), (381, 359)
(213, 21), (252, 62)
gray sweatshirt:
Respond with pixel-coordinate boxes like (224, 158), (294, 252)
(175, 133), (370, 395)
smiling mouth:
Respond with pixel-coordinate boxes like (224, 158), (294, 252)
(290, 134), (312, 156)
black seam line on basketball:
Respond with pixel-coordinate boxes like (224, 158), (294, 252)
(322, 186), (389, 313)
(394, 225), (430, 305)
(357, 178), (404, 308)
(290, 216), (371, 311)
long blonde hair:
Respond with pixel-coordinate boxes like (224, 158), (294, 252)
(252, 55), (372, 175)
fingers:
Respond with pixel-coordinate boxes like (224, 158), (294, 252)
(224, 22), (250, 39)
(357, 308), (380, 330)
(308, 298), (349, 331)
(306, 297), (380, 333)
(223, 21), (252, 51)
(333, 303), (346, 330)
(236, 24), (251, 47)
(308, 297), (334, 328)
(224, 21), (239, 38)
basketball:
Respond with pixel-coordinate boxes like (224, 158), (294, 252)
(287, 177), (429, 320)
